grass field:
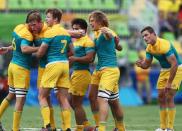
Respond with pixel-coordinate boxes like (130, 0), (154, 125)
(1, 105), (182, 131)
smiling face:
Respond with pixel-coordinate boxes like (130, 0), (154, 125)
(89, 16), (101, 31)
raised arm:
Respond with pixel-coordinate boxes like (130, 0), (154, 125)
(100, 27), (113, 40)
(114, 36), (122, 51)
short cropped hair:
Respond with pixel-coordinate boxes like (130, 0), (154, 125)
(89, 10), (109, 27)
(141, 26), (156, 34)
(26, 10), (42, 23)
(71, 18), (88, 30)
(45, 8), (62, 22)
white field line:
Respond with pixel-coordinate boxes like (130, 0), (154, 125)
(19, 124), (182, 130)
(20, 128), (146, 131)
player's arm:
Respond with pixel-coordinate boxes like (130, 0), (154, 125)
(166, 54), (178, 88)
(1, 45), (13, 51)
(0, 45), (13, 54)
(136, 51), (153, 69)
(68, 29), (85, 38)
(21, 39), (39, 54)
(100, 27), (113, 40)
(69, 51), (95, 64)
(114, 36), (122, 51)
(35, 43), (48, 58)
(21, 46), (39, 54)
(100, 27), (122, 50)
(136, 58), (152, 69)
(67, 43), (74, 57)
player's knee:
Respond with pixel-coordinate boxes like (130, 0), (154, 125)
(72, 104), (80, 111)
(88, 93), (97, 102)
(158, 92), (165, 98)
(38, 93), (47, 102)
(70, 100), (76, 109)
(158, 93), (165, 103)
(6, 93), (15, 101)
(166, 94), (174, 103)
(38, 93), (43, 101)
(15, 99), (25, 111)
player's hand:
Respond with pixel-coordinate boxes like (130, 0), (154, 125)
(136, 59), (143, 67)
(71, 29), (85, 38)
(165, 82), (172, 91)
(114, 36), (120, 45)
(114, 36), (122, 51)
(0, 47), (9, 55)
(78, 29), (86, 37)
(100, 27), (110, 34)
(69, 56), (77, 63)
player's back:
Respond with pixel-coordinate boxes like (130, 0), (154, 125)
(11, 24), (33, 69)
(43, 24), (71, 64)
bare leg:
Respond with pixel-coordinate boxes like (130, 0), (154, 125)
(56, 87), (71, 130)
(71, 95), (87, 125)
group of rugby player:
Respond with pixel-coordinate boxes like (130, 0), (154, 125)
(0, 8), (181, 131)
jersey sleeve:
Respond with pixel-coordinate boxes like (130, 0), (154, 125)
(20, 26), (33, 42)
(103, 28), (117, 39)
(146, 52), (153, 60)
(20, 27), (33, 46)
(42, 29), (54, 45)
(42, 37), (53, 45)
(21, 39), (32, 46)
(165, 44), (174, 57)
(85, 40), (95, 54)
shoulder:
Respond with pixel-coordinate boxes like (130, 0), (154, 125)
(146, 45), (151, 52)
(107, 28), (117, 37)
(14, 24), (33, 41)
(44, 25), (70, 38)
(43, 27), (55, 38)
(83, 36), (95, 47)
(60, 27), (70, 36)
(158, 38), (171, 53)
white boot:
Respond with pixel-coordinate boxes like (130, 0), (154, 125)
(166, 129), (174, 131)
(155, 128), (166, 131)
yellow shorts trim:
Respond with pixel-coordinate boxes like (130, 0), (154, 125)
(69, 70), (91, 96)
(157, 67), (182, 89)
(40, 62), (70, 88)
(8, 63), (30, 89)
(91, 67), (120, 93)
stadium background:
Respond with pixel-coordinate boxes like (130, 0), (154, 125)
(0, 0), (182, 130)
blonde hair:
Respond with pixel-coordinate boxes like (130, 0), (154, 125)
(26, 10), (42, 23)
(89, 10), (109, 27)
